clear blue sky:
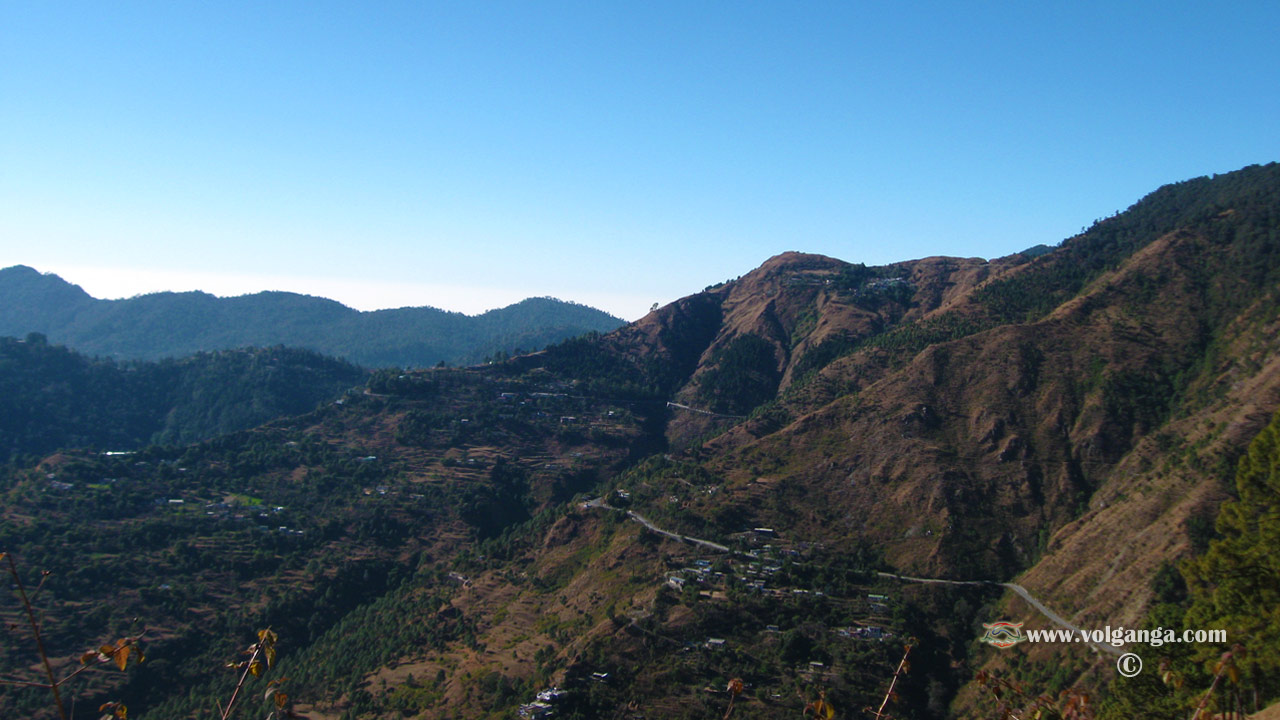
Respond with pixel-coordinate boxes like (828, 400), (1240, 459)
(2, 2), (1277, 320)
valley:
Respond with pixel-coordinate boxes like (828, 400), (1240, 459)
(3, 162), (1280, 718)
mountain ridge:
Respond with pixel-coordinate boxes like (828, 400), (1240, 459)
(0, 266), (625, 368)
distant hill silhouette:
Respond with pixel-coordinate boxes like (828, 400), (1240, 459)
(0, 268), (625, 367)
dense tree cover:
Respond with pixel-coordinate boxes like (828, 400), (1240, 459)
(533, 332), (662, 399)
(545, 292), (731, 401)
(0, 267), (624, 368)
(525, 333), (681, 459)
(827, 263), (915, 311)
(695, 334), (781, 415)
(0, 333), (164, 462)
(1098, 410), (1280, 718)
(139, 562), (464, 720)
(975, 162), (1280, 325)
(0, 336), (367, 461)
(1183, 410), (1280, 703)
(458, 459), (532, 537)
(153, 346), (368, 445)
(791, 314), (1000, 384)
(337, 297), (626, 368)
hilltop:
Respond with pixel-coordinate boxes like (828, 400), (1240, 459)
(0, 269), (625, 368)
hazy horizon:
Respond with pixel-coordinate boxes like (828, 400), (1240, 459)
(14, 262), (639, 319)
(15, 239), (1038, 321)
(4, 3), (1277, 321)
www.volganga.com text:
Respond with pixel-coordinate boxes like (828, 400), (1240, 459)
(1026, 627), (1226, 647)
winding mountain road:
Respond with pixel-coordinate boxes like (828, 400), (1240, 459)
(582, 497), (732, 553)
(664, 402), (746, 420)
(583, 497), (1121, 657)
(873, 572), (1123, 657)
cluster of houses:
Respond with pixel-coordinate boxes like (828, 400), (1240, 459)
(800, 660), (836, 681)
(516, 686), (568, 719)
(196, 500), (285, 516)
(132, 497), (310, 539)
(42, 477), (312, 538)
(834, 624), (893, 641)
(862, 276), (911, 291)
(44, 455), (189, 493)
(663, 528), (827, 599)
(778, 270), (914, 296)
(497, 390), (568, 405)
(661, 534), (898, 651)
(668, 560), (837, 600)
(666, 552), (831, 600)
(494, 388), (624, 430)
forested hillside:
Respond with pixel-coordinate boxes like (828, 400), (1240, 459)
(1098, 408), (1280, 717)
(0, 271), (625, 367)
(3, 163), (1280, 719)
(0, 366), (652, 719)
(0, 336), (367, 462)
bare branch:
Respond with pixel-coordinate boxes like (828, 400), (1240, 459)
(221, 631), (272, 720)
(5, 553), (68, 720)
(29, 569), (51, 604)
(0, 677), (54, 689)
(870, 641), (914, 720)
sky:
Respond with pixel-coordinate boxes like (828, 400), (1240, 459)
(2, 2), (1277, 321)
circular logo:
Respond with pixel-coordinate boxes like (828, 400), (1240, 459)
(1117, 653), (1143, 677)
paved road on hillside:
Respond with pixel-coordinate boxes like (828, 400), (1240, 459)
(583, 497), (1122, 657)
(873, 572), (1123, 657)
(583, 497), (732, 552)
(664, 402), (746, 420)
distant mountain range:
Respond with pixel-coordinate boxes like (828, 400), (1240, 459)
(0, 268), (625, 367)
